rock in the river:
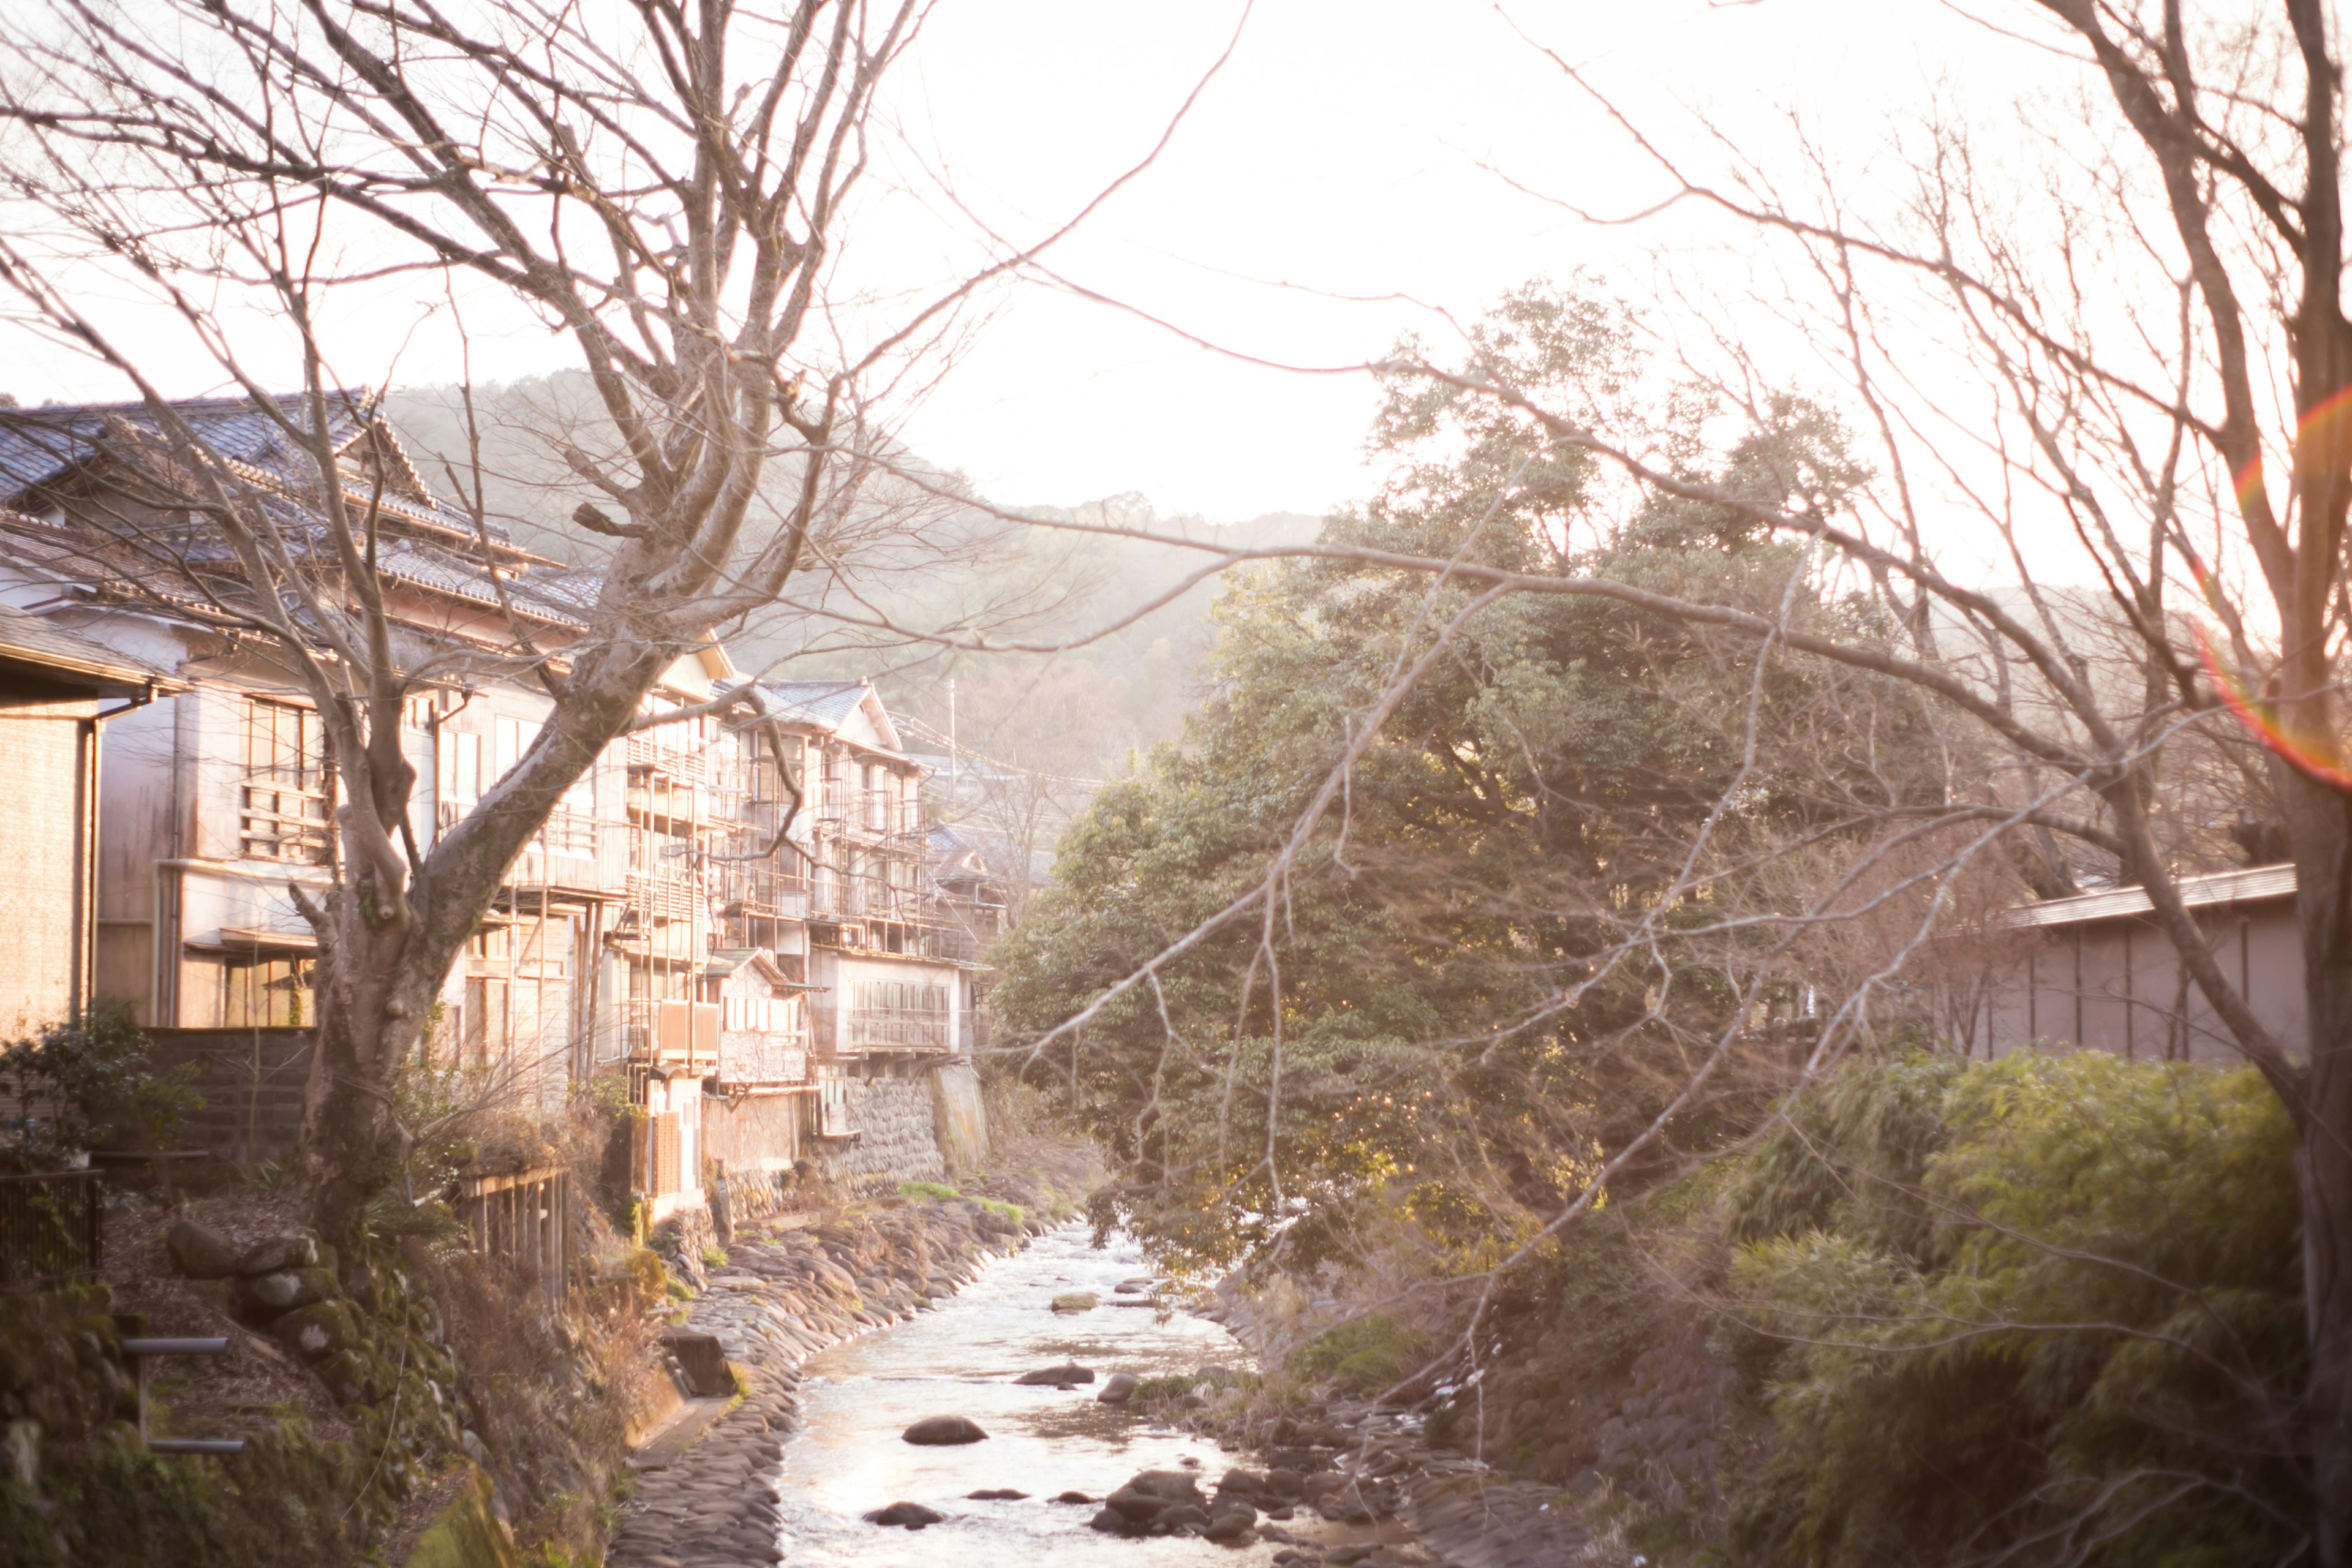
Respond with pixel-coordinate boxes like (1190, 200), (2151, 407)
(1216, 1468), (1268, 1501)
(1096, 1371), (1139, 1404)
(866, 1502), (946, 1529)
(1158, 1503), (1213, 1534)
(1014, 1362), (1095, 1385)
(1206, 1499), (1258, 1540)
(1049, 1291), (1098, 1313)
(902, 1414), (988, 1445)
(1105, 1468), (1205, 1525)
(1114, 1277), (1155, 1293)
(165, 1219), (240, 1280)
(967, 1488), (1028, 1500)
(1051, 1491), (1096, 1504)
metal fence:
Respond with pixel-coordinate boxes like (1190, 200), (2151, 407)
(0, 1168), (103, 1289)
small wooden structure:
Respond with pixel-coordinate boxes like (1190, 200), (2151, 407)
(459, 1165), (570, 1308)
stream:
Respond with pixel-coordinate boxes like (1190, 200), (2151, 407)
(768, 1227), (1376, 1566)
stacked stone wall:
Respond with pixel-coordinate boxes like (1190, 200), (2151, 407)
(812, 1068), (946, 1196)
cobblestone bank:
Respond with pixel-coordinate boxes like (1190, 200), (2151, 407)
(606, 1194), (1042, 1568)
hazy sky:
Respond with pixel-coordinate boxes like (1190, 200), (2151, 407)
(873, 0), (2044, 522)
(0, 1), (2062, 526)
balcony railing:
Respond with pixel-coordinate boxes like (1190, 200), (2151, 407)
(622, 997), (719, 1063)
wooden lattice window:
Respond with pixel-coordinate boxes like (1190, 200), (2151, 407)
(241, 698), (332, 862)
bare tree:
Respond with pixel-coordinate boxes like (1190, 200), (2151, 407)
(1344, 5), (2352, 1553)
(0, 0), (962, 1234)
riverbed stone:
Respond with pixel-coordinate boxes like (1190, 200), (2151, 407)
(866, 1501), (945, 1528)
(1096, 1371), (1139, 1404)
(1014, 1362), (1095, 1385)
(902, 1414), (987, 1445)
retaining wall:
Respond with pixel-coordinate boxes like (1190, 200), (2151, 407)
(811, 1064), (947, 1196)
(143, 1026), (313, 1165)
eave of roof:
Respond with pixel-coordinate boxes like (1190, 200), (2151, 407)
(0, 602), (183, 693)
(2001, 862), (2297, 929)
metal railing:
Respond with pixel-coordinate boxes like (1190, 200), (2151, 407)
(126, 1338), (245, 1454)
(0, 1168), (103, 1289)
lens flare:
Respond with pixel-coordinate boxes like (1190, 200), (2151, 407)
(2195, 623), (2352, 791)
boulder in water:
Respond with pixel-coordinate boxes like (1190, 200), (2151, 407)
(866, 1502), (945, 1529)
(1013, 1362), (1095, 1385)
(1096, 1371), (1139, 1404)
(966, 1488), (1028, 1500)
(902, 1414), (988, 1445)
(1051, 1491), (1095, 1504)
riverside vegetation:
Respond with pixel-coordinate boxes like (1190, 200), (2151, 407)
(1104, 1052), (2304, 1568)
(996, 288), (2309, 1566)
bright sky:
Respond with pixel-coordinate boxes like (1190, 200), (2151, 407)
(0, 1), (2071, 528)
(870, 0), (2053, 522)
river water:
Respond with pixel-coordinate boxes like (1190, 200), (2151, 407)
(771, 1227), (1318, 1567)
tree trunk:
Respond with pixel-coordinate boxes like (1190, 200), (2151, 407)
(2301, 818), (2352, 1566)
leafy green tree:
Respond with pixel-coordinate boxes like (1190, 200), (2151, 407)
(1727, 1053), (2305, 1568)
(993, 285), (1949, 1276)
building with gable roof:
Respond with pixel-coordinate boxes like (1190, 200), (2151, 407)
(0, 390), (987, 1213)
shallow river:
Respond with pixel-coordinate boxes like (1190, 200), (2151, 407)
(771, 1227), (1304, 1567)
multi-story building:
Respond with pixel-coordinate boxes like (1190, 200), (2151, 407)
(0, 603), (175, 1033)
(0, 390), (987, 1213)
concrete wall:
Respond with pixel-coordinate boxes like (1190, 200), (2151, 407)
(929, 1058), (989, 1172)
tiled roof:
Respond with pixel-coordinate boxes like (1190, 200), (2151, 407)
(0, 391), (581, 641)
(0, 391), (536, 556)
(0, 600), (175, 690)
(759, 679), (870, 729)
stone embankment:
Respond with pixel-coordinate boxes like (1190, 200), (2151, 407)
(606, 1194), (1042, 1568)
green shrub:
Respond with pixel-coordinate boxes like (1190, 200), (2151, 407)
(1128, 1374), (1197, 1409)
(0, 1000), (196, 1166)
(1728, 1052), (2304, 1568)
(899, 1180), (959, 1201)
(1289, 1314), (1427, 1397)
(979, 1197), (1024, 1225)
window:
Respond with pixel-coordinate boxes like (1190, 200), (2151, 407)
(816, 1065), (851, 1136)
(494, 715), (523, 783)
(441, 730), (480, 810)
(222, 954), (311, 1027)
(847, 979), (949, 1049)
(462, 977), (508, 1068)
(240, 699), (333, 862)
